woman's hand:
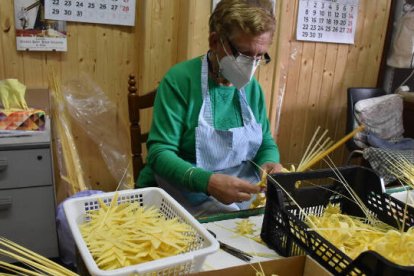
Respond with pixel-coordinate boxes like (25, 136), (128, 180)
(260, 162), (283, 176)
(207, 174), (260, 205)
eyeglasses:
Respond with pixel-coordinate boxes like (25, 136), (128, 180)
(226, 39), (271, 65)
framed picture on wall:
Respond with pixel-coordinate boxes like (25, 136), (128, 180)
(14, 0), (67, 51)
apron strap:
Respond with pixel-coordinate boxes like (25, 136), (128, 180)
(200, 54), (258, 127)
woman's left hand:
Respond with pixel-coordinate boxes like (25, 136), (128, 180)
(260, 162), (283, 176)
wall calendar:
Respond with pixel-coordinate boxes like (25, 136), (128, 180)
(44, 0), (136, 26)
(296, 0), (359, 44)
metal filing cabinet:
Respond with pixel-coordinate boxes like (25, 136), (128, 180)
(0, 120), (59, 261)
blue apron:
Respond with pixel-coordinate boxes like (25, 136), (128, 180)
(157, 55), (262, 215)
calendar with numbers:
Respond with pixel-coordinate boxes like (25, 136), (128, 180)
(296, 0), (359, 44)
(44, 0), (136, 26)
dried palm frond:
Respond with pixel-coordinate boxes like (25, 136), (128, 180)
(297, 125), (364, 172)
(48, 70), (87, 195)
(0, 237), (78, 276)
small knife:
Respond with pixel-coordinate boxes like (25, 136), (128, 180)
(207, 229), (252, 262)
(218, 240), (253, 262)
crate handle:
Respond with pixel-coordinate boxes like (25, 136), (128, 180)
(0, 196), (12, 210)
(0, 157), (7, 171)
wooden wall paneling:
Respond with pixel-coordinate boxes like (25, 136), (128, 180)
(316, 2), (368, 166)
(110, 26), (139, 188)
(77, 24), (97, 78)
(280, 11), (310, 165)
(176, 0), (192, 61)
(95, 26), (112, 92)
(59, 23), (79, 80)
(330, 1), (369, 164)
(150, 0), (179, 76)
(189, 1), (210, 58)
(288, 41), (316, 165)
(135, 1), (153, 163)
(139, 1), (176, 76)
(44, 52), (63, 86)
(0, 1), (25, 80)
(256, 40), (277, 117)
(113, 26), (138, 121)
(318, 44), (339, 133)
(334, 0), (390, 163)
(278, 40), (304, 165)
(0, 3), (7, 78)
(363, 0), (391, 85)
(301, 42), (328, 160)
(68, 23), (107, 191)
(176, 0), (210, 61)
(318, 0), (369, 163)
(90, 25), (116, 191)
(323, 44), (349, 163)
(354, 0), (378, 85)
(151, 2), (179, 104)
(139, 0), (179, 92)
(342, 1), (369, 88)
(57, 23), (137, 192)
(136, 0), (147, 93)
(269, 0), (296, 138)
(255, 0), (281, 113)
(327, 1), (387, 163)
(324, 1), (390, 165)
(53, 24), (82, 196)
(99, 24), (137, 189)
(137, 0), (182, 164)
(274, 0), (393, 168)
(274, 0), (303, 165)
(21, 52), (45, 86)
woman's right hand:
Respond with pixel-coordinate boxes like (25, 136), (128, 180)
(207, 174), (260, 205)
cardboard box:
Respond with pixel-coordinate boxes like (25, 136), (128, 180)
(193, 255), (332, 276)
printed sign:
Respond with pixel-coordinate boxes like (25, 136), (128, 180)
(14, 0), (67, 51)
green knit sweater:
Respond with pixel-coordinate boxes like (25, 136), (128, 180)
(136, 55), (280, 194)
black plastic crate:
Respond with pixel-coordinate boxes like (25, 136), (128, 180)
(260, 165), (414, 276)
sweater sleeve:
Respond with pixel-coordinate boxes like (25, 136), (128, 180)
(144, 71), (212, 193)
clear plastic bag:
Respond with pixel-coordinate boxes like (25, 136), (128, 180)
(62, 74), (133, 191)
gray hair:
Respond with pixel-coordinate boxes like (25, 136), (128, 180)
(209, 0), (276, 39)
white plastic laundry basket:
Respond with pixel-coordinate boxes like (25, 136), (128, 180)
(63, 187), (219, 276)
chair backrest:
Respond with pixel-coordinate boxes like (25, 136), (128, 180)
(346, 87), (386, 152)
(127, 74), (157, 181)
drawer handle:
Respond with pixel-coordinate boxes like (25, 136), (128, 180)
(0, 196), (12, 210)
(0, 157), (7, 171)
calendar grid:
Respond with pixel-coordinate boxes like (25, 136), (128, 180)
(296, 0), (359, 44)
(44, 0), (136, 26)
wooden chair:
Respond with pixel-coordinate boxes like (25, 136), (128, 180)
(127, 74), (157, 181)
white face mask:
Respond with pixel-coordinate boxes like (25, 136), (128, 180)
(218, 41), (260, 90)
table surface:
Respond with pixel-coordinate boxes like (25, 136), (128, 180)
(200, 214), (282, 271)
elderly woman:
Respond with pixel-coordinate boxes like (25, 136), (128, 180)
(137, 0), (282, 216)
